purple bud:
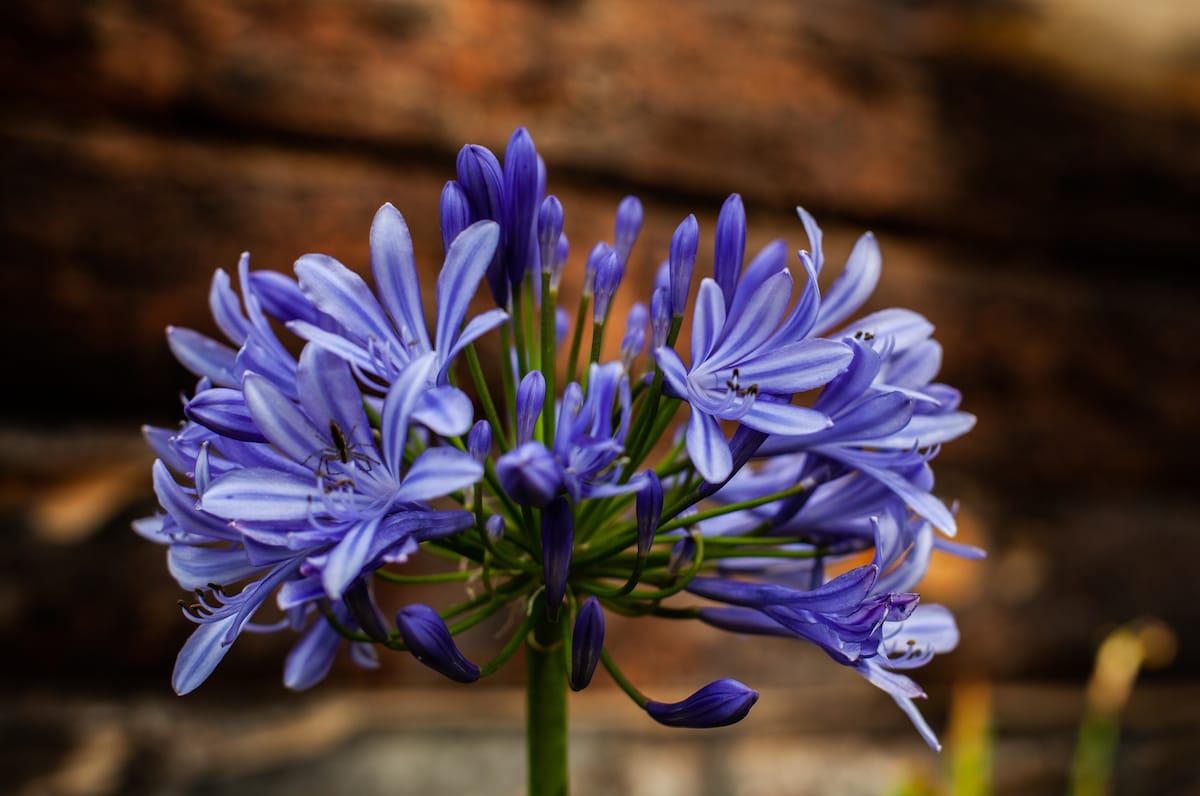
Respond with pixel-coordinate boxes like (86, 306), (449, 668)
(669, 214), (699, 317)
(440, 181), (472, 254)
(486, 514), (506, 544)
(713, 194), (745, 308)
(552, 233), (570, 291)
(635, 471), (663, 557)
(620, 302), (648, 371)
(516, 370), (546, 445)
(455, 145), (503, 220)
(613, 195), (643, 264)
(496, 441), (562, 507)
(570, 597), (605, 691)
(395, 604), (481, 683)
(555, 306), (570, 351)
(504, 128), (542, 288)
(542, 497), (574, 619)
(456, 144), (507, 306)
(467, 420), (492, 464)
(667, 533), (697, 578)
(650, 286), (671, 350)
(582, 241), (608, 298)
(591, 247), (622, 324)
(538, 195), (564, 277)
(645, 678), (759, 728)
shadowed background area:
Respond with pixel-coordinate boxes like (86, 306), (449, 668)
(1, 1), (1198, 794)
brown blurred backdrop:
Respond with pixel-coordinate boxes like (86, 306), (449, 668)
(1, 1), (1198, 794)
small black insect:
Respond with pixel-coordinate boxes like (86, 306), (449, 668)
(307, 420), (378, 478)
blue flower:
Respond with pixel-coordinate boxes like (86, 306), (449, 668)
(655, 222), (853, 483)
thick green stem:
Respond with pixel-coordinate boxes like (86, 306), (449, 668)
(526, 599), (569, 796)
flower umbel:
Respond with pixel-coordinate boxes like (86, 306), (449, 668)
(139, 128), (978, 764)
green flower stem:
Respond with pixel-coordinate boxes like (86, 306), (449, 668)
(478, 605), (537, 678)
(464, 344), (512, 451)
(566, 293), (591, 387)
(527, 594), (569, 796)
(373, 569), (483, 585)
(497, 324), (518, 429)
(600, 649), (648, 708)
(541, 273), (558, 448)
(512, 290), (530, 377)
(574, 479), (813, 566)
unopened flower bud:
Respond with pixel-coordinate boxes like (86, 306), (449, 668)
(613, 195), (643, 264)
(650, 286), (671, 350)
(440, 181), (472, 254)
(592, 247), (622, 324)
(713, 194), (746, 308)
(395, 604), (480, 683)
(485, 514), (506, 544)
(538, 195), (564, 278)
(467, 420), (492, 464)
(669, 214), (699, 317)
(646, 678), (758, 728)
(620, 302), (648, 372)
(635, 472), (663, 557)
(516, 370), (546, 445)
(541, 497), (574, 619)
(496, 441), (562, 507)
(570, 597), (605, 691)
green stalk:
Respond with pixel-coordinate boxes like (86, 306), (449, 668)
(541, 272), (558, 448)
(527, 595), (569, 796)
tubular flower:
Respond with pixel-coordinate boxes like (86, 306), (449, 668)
(138, 127), (976, 750)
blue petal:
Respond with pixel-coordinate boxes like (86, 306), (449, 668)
(173, 613), (240, 694)
(185, 388), (266, 443)
(442, 308), (509, 376)
(167, 327), (239, 387)
(836, 308), (933, 352)
(816, 231), (881, 333)
(208, 269), (250, 345)
(796, 206), (825, 273)
(687, 564), (878, 611)
(370, 203), (432, 354)
(740, 399), (831, 436)
(284, 614), (340, 691)
(733, 338), (853, 393)
(294, 253), (400, 355)
(877, 411), (976, 449)
(710, 269), (793, 365)
(393, 447), (482, 502)
(413, 386), (475, 437)
(435, 220), (501, 354)
(243, 373), (326, 465)
(323, 516), (382, 598)
(713, 194), (746, 308)
(381, 354), (438, 474)
(168, 545), (263, 591)
(200, 468), (329, 522)
(687, 409), (733, 484)
(295, 345), (373, 450)
(691, 279), (725, 363)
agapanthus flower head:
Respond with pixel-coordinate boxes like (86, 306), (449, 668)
(139, 127), (976, 751)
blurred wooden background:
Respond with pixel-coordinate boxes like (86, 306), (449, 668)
(2, 1), (1198, 794)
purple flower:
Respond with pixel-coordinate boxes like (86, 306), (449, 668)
(645, 679), (759, 728)
(656, 254), (853, 482)
(570, 597), (605, 691)
(395, 604), (481, 683)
